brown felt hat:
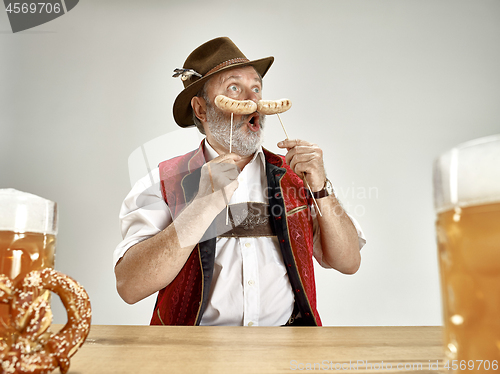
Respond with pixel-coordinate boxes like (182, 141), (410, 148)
(173, 37), (274, 128)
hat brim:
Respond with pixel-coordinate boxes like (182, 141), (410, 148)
(173, 56), (274, 128)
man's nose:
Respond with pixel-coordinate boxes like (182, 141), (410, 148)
(245, 89), (260, 103)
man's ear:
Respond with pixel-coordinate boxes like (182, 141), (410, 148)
(191, 96), (207, 123)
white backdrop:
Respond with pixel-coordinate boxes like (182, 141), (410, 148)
(1, 0), (499, 326)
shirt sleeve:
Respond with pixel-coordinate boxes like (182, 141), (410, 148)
(312, 203), (367, 269)
(113, 168), (173, 267)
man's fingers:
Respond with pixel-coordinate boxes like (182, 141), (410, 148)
(209, 159), (240, 178)
(277, 139), (312, 150)
(293, 159), (318, 175)
(216, 163), (238, 173)
(285, 146), (320, 166)
(289, 152), (316, 172)
(285, 145), (310, 165)
(212, 152), (241, 165)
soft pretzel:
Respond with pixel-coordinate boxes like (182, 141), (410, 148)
(0, 268), (91, 374)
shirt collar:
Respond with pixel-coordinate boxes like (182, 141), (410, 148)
(203, 139), (265, 168)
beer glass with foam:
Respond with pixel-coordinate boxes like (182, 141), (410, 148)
(433, 134), (500, 372)
(0, 189), (57, 338)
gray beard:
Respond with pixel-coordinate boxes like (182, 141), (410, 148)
(206, 103), (265, 157)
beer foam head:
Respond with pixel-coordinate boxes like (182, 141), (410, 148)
(434, 134), (500, 213)
(0, 189), (58, 235)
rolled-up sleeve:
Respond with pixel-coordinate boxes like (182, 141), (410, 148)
(113, 168), (172, 267)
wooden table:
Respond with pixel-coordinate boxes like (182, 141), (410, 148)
(65, 325), (445, 374)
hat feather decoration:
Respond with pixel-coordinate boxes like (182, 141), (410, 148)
(173, 68), (202, 81)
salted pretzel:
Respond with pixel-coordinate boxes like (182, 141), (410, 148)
(0, 268), (91, 374)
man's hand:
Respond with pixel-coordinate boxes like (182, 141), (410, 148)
(277, 139), (326, 191)
(197, 153), (241, 210)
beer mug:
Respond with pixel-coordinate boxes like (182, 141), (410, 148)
(433, 135), (500, 372)
(0, 189), (91, 374)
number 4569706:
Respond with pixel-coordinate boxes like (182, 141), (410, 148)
(5, 3), (62, 14)
(444, 360), (498, 371)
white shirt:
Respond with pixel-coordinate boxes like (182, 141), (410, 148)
(114, 141), (366, 326)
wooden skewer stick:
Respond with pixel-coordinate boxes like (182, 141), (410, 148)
(276, 113), (322, 217)
(276, 113), (289, 140)
(229, 113), (234, 153)
(226, 113), (234, 225)
(303, 176), (322, 217)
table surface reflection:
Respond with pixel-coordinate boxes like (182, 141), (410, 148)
(64, 325), (445, 374)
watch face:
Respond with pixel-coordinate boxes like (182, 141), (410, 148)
(325, 179), (334, 195)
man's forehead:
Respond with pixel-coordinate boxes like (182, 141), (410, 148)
(213, 66), (262, 85)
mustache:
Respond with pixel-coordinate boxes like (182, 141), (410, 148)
(213, 95), (292, 115)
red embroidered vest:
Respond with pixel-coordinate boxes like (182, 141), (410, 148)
(150, 142), (322, 326)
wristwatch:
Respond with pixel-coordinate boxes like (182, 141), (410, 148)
(306, 179), (334, 199)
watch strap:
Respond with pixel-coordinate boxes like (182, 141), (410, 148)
(305, 179), (330, 199)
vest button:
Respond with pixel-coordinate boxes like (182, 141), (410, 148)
(275, 192), (281, 199)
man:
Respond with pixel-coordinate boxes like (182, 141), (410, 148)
(114, 37), (365, 326)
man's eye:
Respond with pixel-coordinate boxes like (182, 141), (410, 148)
(229, 85), (238, 92)
(253, 87), (260, 93)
